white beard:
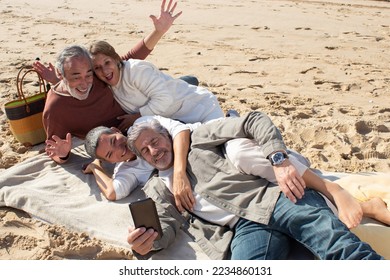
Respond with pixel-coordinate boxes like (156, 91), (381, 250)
(63, 81), (92, 100)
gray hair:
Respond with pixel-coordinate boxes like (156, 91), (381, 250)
(55, 45), (92, 77)
(127, 119), (171, 159)
(84, 126), (114, 159)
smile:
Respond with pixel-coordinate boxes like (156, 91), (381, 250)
(76, 88), (89, 94)
(153, 151), (164, 163)
(105, 72), (113, 81)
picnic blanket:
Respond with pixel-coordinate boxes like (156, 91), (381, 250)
(0, 138), (389, 259)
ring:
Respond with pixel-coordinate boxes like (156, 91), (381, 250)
(169, 11), (172, 15)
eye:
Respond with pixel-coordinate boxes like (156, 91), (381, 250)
(141, 147), (149, 156)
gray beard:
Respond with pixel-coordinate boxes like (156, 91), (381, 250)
(63, 82), (92, 100)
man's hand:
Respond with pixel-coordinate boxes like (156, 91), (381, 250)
(45, 133), (72, 159)
(82, 159), (102, 174)
(117, 113), (141, 133)
(150, 0), (182, 35)
(32, 60), (59, 84)
(173, 171), (195, 212)
(127, 226), (158, 255)
(273, 159), (306, 203)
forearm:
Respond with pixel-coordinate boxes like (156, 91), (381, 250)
(191, 111), (286, 153)
(121, 39), (152, 61)
(173, 130), (190, 175)
(301, 169), (340, 205)
(143, 30), (165, 51)
(90, 163), (116, 200)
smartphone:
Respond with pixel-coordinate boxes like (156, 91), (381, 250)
(129, 198), (163, 240)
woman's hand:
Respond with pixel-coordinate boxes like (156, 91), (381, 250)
(117, 113), (141, 133)
(33, 60), (59, 84)
(150, 0), (182, 35)
(173, 171), (195, 212)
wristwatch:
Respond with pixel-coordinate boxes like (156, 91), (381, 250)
(269, 151), (288, 166)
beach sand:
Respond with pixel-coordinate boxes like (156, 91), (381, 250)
(0, 0), (389, 259)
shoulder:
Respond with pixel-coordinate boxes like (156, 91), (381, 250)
(126, 59), (155, 70)
(44, 89), (66, 109)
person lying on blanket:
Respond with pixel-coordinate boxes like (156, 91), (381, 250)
(83, 114), (390, 228)
(125, 111), (383, 259)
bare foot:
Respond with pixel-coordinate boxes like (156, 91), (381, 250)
(361, 197), (390, 226)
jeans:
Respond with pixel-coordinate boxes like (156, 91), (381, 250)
(231, 189), (384, 260)
(179, 75), (199, 86)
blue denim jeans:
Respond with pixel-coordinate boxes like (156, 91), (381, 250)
(179, 75), (199, 86)
(230, 189), (383, 260)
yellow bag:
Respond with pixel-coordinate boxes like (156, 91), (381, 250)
(4, 66), (48, 146)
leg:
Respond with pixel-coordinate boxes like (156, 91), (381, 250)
(230, 218), (291, 260)
(179, 75), (199, 86)
(270, 190), (383, 260)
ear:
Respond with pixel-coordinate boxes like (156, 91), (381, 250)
(111, 127), (122, 134)
(56, 68), (63, 80)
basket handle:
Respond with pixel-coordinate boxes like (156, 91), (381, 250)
(16, 66), (48, 113)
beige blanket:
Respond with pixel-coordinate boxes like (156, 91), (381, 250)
(0, 138), (389, 259)
(0, 138), (207, 259)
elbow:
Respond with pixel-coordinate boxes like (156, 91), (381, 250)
(105, 190), (117, 201)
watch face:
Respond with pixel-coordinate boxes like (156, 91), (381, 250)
(271, 152), (285, 165)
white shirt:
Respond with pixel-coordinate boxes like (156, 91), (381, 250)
(159, 169), (239, 228)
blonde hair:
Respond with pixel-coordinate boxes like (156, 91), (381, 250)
(89, 40), (122, 65)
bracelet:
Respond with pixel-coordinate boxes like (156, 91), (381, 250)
(59, 151), (70, 161)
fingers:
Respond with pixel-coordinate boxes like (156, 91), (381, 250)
(127, 227), (158, 255)
(65, 132), (72, 142)
(175, 197), (184, 213)
(50, 135), (62, 143)
(169, 1), (176, 14)
(117, 122), (127, 132)
(161, 0), (180, 17)
(281, 185), (298, 203)
(166, 0), (172, 11)
(280, 177), (306, 203)
(290, 178), (305, 198)
(175, 192), (195, 213)
(160, 0), (166, 11)
(32, 60), (43, 70)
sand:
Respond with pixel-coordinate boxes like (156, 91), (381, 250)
(0, 0), (389, 259)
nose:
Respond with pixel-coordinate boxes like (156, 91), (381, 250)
(102, 64), (110, 75)
(79, 79), (88, 89)
(148, 145), (158, 156)
(78, 76), (92, 90)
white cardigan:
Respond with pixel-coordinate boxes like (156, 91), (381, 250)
(111, 59), (224, 123)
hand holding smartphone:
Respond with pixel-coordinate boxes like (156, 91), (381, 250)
(129, 198), (163, 240)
